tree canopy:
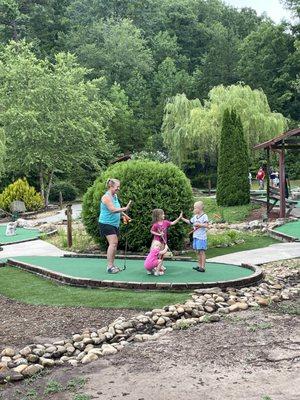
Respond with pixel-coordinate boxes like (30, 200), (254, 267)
(162, 84), (287, 168)
(0, 41), (114, 203)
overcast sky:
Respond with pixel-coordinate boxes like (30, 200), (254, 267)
(224, 0), (292, 23)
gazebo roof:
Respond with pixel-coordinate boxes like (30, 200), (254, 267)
(253, 127), (300, 150)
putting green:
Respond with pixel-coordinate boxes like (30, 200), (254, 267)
(10, 256), (254, 284)
(0, 226), (40, 244)
(274, 220), (300, 240)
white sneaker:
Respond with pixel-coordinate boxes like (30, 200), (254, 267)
(154, 270), (160, 276)
(159, 271), (164, 276)
(147, 271), (152, 275)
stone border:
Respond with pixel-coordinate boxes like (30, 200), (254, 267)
(6, 258), (263, 290)
(0, 229), (57, 247)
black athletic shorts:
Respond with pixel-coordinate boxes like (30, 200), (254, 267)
(99, 223), (119, 237)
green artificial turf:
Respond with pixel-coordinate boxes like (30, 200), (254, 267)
(9, 256), (253, 283)
(274, 220), (300, 240)
(0, 226), (40, 244)
(0, 266), (189, 309)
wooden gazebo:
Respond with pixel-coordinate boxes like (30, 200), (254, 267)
(253, 127), (300, 218)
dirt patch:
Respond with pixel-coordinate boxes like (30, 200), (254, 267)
(0, 295), (137, 348)
(246, 205), (266, 221)
(1, 301), (299, 400)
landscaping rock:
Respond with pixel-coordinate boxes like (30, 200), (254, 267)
(1, 348), (15, 357)
(81, 353), (98, 364)
(22, 364), (44, 377)
(101, 344), (118, 356)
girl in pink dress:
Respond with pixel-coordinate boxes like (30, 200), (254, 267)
(150, 208), (182, 250)
(144, 243), (169, 276)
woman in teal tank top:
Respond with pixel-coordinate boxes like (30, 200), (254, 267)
(99, 178), (132, 274)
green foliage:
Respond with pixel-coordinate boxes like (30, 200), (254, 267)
(49, 227), (97, 252)
(82, 160), (193, 252)
(49, 182), (77, 202)
(44, 380), (64, 394)
(66, 377), (87, 392)
(73, 395), (91, 400)
(0, 41), (114, 205)
(196, 196), (258, 223)
(0, 177), (43, 211)
(162, 85), (287, 169)
(208, 230), (245, 248)
(216, 109), (250, 206)
(238, 23), (300, 120)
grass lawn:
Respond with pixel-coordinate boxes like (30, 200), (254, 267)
(206, 235), (279, 259)
(197, 197), (260, 223)
(0, 267), (189, 309)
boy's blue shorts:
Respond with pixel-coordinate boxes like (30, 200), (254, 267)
(193, 238), (207, 251)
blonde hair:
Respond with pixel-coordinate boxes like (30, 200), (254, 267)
(106, 178), (120, 188)
(194, 201), (204, 209)
(152, 208), (164, 223)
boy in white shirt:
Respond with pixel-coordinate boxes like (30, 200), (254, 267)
(182, 201), (208, 272)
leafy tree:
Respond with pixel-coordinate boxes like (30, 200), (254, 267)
(162, 85), (287, 167)
(0, 41), (114, 205)
(67, 18), (154, 83)
(152, 57), (194, 128)
(216, 109), (250, 206)
(106, 83), (140, 153)
(197, 22), (241, 96)
(0, 0), (70, 56)
(238, 22), (300, 119)
(151, 31), (180, 64)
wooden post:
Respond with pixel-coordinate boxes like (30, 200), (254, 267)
(65, 204), (73, 248)
(59, 191), (63, 210)
(266, 147), (270, 218)
(208, 178), (211, 196)
(279, 149), (286, 218)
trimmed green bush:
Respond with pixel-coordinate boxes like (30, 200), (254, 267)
(82, 160), (193, 252)
(216, 109), (250, 206)
(0, 178), (44, 211)
(49, 182), (77, 202)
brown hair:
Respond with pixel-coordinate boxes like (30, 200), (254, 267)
(152, 208), (164, 223)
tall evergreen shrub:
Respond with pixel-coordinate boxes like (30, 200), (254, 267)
(216, 109), (250, 206)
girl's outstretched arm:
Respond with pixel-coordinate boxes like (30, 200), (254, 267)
(170, 211), (183, 225)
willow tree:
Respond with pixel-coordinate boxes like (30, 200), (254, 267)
(162, 84), (287, 167)
(161, 93), (202, 168)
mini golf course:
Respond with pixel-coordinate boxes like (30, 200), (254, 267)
(7, 256), (263, 290)
(273, 220), (300, 241)
(0, 226), (41, 245)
